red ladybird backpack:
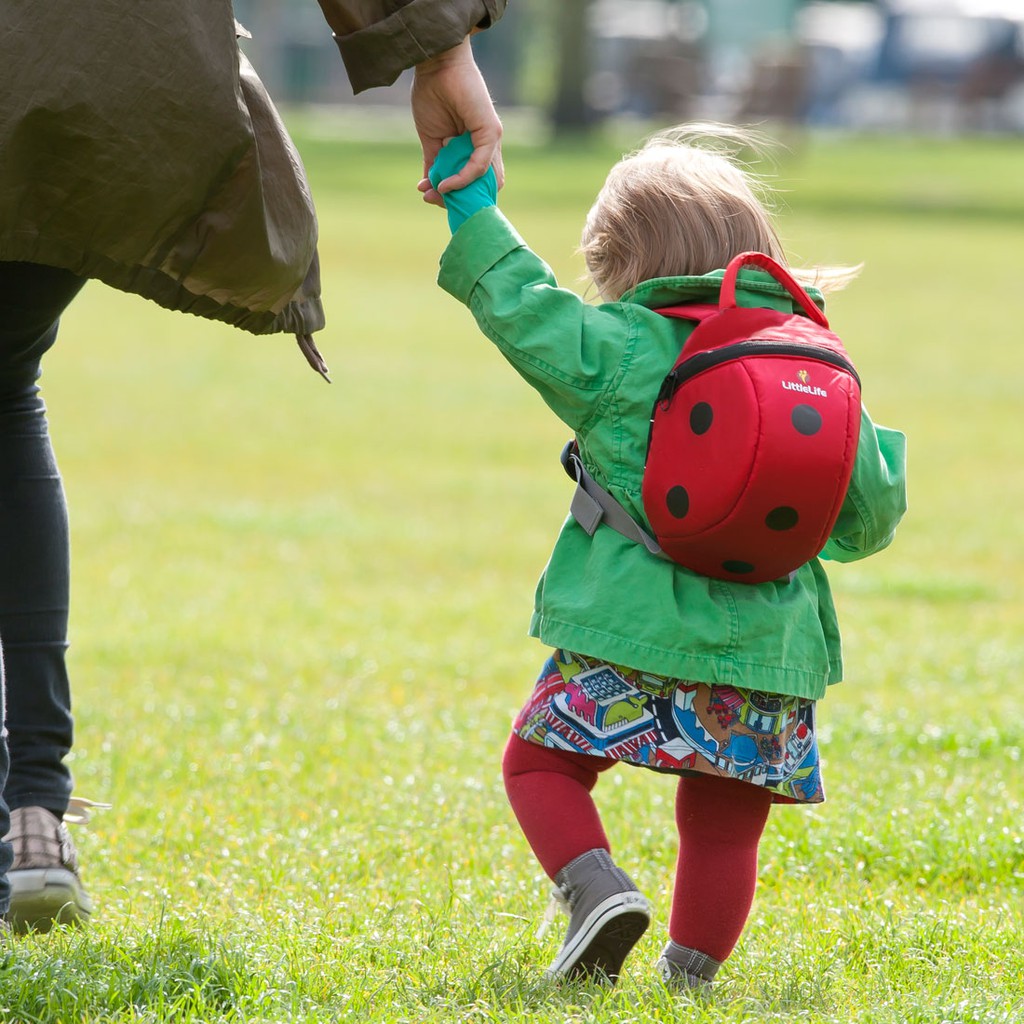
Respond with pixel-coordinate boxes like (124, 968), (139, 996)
(562, 251), (862, 584)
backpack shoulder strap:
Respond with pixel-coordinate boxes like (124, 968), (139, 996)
(654, 303), (719, 322)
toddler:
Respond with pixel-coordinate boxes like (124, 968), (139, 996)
(429, 126), (907, 990)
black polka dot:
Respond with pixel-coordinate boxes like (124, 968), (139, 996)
(665, 485), (690, 519)
(689, 402), (713, 435)
(765, 506), (799, 531)
(722, 560), (755, 575)
(792, 404), (822, 435)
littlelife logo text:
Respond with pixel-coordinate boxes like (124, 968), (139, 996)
(781, 379), (828, 397)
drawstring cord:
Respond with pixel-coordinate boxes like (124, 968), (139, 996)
(296, 333), (331, 382)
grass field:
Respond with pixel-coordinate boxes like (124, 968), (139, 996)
(0, 124), (1021, 1022)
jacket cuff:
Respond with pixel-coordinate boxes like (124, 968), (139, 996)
(334, 0), (506, 94)
(437, 206), (524, 305)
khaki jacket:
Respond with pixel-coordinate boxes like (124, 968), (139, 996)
(0, 0), (504, 362)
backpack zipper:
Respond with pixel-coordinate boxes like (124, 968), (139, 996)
(656, 339), (860, 407)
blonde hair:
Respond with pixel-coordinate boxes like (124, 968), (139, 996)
(579, 124), (859, 301)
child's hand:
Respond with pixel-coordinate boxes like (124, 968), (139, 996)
(428, 132), (498, 234)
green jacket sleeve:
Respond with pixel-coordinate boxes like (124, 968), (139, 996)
(820, 407), (907, 562)
(438, 206), (635, 432)
(316, 0), (506, 92)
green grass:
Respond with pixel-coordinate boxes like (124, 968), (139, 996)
(1, 126), (1021, 1022)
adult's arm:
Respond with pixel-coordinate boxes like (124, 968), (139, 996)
(315, 0), (506, 94)
(315, 0), (506, 201)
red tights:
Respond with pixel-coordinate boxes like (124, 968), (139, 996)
(502, 733), (772, 963)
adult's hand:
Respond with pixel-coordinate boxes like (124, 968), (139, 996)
(412, 36), (504, 207)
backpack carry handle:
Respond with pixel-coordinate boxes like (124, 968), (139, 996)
(720, 252), (828, 328)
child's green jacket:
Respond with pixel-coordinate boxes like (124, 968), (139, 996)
(438, 207), (907, 699)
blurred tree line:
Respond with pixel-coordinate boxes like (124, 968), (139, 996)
(235, 0), (808, 129)
(235, 1), (1024, 136)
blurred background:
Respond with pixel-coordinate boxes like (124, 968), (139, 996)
(235, 0), (1024, 136)
(12, 2), (1015, 1018)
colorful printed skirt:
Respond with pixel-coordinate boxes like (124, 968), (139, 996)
(512, 649), (825, 804)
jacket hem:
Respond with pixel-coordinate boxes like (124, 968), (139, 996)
(0, 239), (325, 337)
(529, 615), (835, 700)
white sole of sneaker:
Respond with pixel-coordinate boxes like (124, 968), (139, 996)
(546, 891), (651, 982)
(6, 868), (92, 932)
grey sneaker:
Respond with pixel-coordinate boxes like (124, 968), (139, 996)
(4, 806), (93, 932)
(544, 848), (651, 983)
(656, 941), (720, 994)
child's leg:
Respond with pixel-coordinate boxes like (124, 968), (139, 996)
(502, 733), (615, 878)
(502, 733), (650, 982)
(662, 774), (772, 987)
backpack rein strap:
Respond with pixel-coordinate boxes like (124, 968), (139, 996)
(560, 440), (670, 561)
(561, 439), (797, 583)
(558, 305), (719, 563)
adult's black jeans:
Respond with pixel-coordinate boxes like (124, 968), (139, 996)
(0, 261), (87, 909)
